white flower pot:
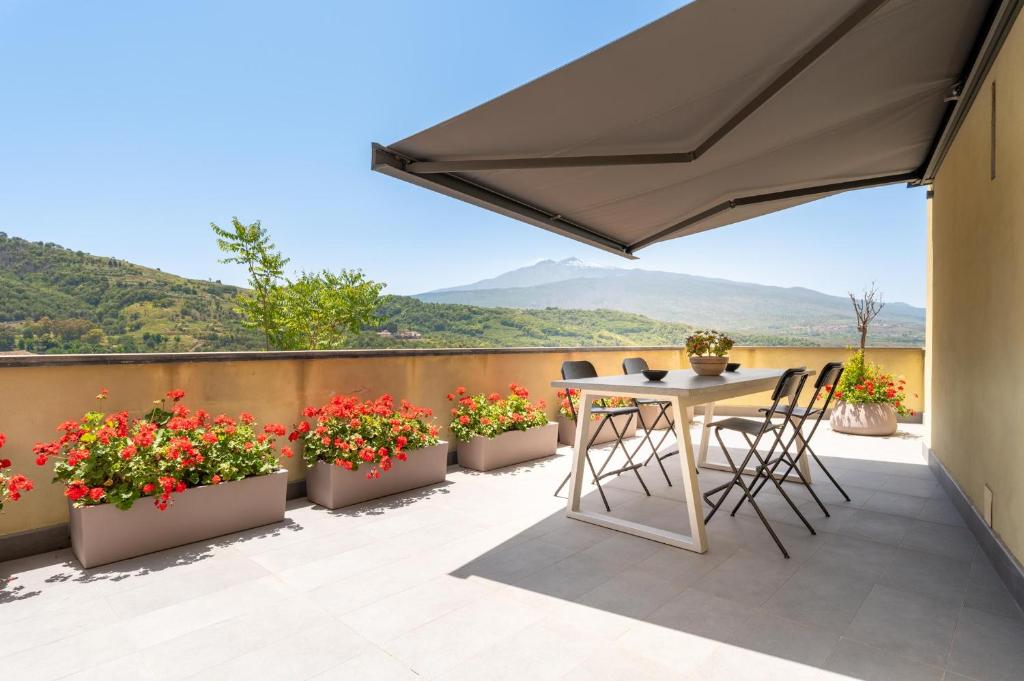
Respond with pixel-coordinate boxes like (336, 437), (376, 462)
(830, 401), (897, 436)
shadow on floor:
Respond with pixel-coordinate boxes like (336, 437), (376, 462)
(448, 433), (1017, 680)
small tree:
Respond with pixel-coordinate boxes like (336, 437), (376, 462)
(279, 270), (385, 350)
(849, 283), (885, 352)
(211, 218), (289, 350)
(211, 219), (385, 350)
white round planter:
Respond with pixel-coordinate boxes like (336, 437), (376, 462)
(689, 355), (729, 376)
(830, 401), (897, 436)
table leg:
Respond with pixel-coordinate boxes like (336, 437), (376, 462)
(565, 390), (706, 553)
(671, 396), (707, 552)
(566, 390), (595, 513)
(698, 402), (715, 467)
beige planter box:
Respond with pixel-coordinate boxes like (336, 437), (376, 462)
(557, 412), (637, 445)
(69, 469), (288, 569)
(830, 401), (898, 436)
(305, 441), (448, 510)
(458, 423), (558, 471)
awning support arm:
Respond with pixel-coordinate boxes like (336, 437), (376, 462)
(626, 171), (919, 253)
(371, 144), (637, 258)
(404, 0), (888, 175)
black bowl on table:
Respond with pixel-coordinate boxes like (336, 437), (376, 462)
(641, 369), (669, 381)
(726, 362), (741, 372)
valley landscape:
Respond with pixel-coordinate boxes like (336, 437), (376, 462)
(0, 235), (924, 354)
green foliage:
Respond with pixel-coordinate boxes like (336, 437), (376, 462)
(38, 390), (288, 511)
(446, 384), (548, 441)
(685, 329), (735, 357)
(0, 231), (817, 354)
(292, 394), (439, 475)
(834, 350), (913, 416)
(211, 221), (386, 350)
(278, 270), (385, 350)
(211, 218), (289, 349)
(0, 233), (262, 353)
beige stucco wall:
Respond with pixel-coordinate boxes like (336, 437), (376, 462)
(931, 16), (1024, 561)
(0, 345), (923, 538)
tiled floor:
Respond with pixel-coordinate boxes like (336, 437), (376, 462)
(2, 421), (1022, 680)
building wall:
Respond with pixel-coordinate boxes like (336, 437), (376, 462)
(0, 345), (923, 538)
(931, 15), (1024, 561)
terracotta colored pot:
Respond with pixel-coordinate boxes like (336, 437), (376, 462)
(68, 469), (288, 569)
(689, 355), (729, 376)
(557, 413), (637, 446)
(830, 401), (898, 436)
(305, 441), (448, 510)
(458, 423), (558, 471)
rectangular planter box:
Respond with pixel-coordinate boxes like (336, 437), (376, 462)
(557, 412), (637, 446)
(305, 441), (448, 510)
(69, 469), (288, 569)
(458, 423), (559, 471)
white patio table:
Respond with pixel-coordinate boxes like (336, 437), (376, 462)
(551, 367), (811, 553)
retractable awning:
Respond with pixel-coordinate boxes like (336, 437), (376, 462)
(372, 0), (994, 258)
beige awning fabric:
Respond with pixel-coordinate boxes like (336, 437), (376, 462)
(372, 0), (993, 257)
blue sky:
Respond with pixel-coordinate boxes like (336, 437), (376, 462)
(0, 0), (927, 306)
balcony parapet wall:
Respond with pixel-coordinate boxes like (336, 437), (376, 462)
(0, 346), (924, 541)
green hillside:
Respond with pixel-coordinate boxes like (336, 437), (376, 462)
(359, 298), (804, 349)
(1, 233), (756, 353)
(0, 233), (261, 353)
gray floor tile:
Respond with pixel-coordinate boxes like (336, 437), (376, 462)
(576, 568), (686, 619)
(880, 475), (942, 499)
(824, 637), (945, 681)
(692, 547), (800, 608)
(947, 606), (1024, 681)
(844, 584), (959, 667)
(917, 497), (968, 527)
(804, 532), (898, 581)
(879, 547), (971, 606)
(839, 508), (918, 546)
(762, 561), (875, 632)
(728, 610), (840, 666)
(647, 587), (752, 640)
(863, 490), (929, 517)
(900, 520), (978, 562)
(964, 556), (1024, 621)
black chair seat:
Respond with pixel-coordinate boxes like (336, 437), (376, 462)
(710, 416), (781, 437)
(591, 405), (639, 416)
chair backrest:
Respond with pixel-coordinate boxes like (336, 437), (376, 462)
(815, 361), (844, 390)
(561, 360), (598, 381)
(770, 367), (810, 404)
(809, 361), (845, 415)
(622, 357), (649, 375)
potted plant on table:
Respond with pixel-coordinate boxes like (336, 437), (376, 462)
(449, 384), (558, 471)
(686, 330), (734, 376)
(829, 350), (914, 436)
(35, 389), (292, 568)
(0, 433), (33, 511)
(555, 389), (637, 446)
(291, 393), (445, 509)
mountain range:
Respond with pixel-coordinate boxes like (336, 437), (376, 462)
(0, 234), (923, 354)
(417, 258), (925, 346)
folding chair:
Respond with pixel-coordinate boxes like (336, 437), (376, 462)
(702, 368), (816, 558)
(554, 360), (651, 511)
(742, 361), (850, 509)
(622, 357), (676, 486)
